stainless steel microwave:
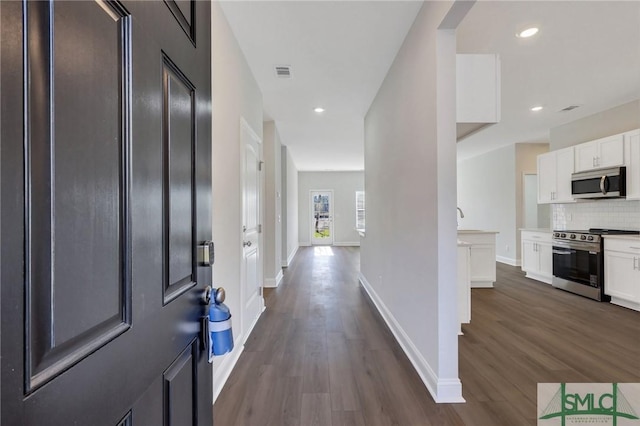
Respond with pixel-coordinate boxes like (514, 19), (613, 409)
(571, 166), (626, 199)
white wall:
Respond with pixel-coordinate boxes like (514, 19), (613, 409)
(263, 122), (283, 287)
(550, 100), (639, 151)
(211, 1), (263, 402)
(282, 146), (299, 267)
(458, 145), (517, 263)
(457, 143), (549, 265)
(298, 171), (364, 246)
(361, 1), (466, 403)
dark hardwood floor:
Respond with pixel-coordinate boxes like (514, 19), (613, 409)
(213, 247), (640, 425)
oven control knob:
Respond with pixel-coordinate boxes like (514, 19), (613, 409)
(561, 233), (566, 238)
(554, 233), (560, 238)
(570, 234), (576, 239)
(580, 235), (587, 240)
(588, 236), (594, 241)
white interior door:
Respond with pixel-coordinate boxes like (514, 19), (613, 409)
(241, 119), (264, 339)
(310, 190), (334, 245)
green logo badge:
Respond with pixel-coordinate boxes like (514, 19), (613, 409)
(538, 383), (640, 426)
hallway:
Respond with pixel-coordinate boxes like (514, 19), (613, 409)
(213, 247), (640, 425)
(214, 246), (463, 425)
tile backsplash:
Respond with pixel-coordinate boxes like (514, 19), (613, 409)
(553, 200), (640, 231)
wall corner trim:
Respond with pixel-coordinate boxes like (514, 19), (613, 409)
(286, 245), (299, 267)
(265, 270), (284, 288)
(358, 273), (465, 404)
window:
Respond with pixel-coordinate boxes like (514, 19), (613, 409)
(355, 191), (365, 230)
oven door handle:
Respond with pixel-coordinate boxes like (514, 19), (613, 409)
(552, 240), (601, 252)
(552, 250), (572, 255)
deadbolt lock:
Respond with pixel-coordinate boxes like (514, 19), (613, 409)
(198, 241), (215, 266)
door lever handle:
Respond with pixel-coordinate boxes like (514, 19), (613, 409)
(243, 241), (252, 247)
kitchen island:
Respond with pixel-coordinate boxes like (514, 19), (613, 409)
(457, 230), (498, 288)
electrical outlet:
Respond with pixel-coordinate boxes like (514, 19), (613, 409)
(505, 245), (509, 252)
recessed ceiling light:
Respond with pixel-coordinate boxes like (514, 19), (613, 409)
(531, 106), (543, 112)
(314, 107), (325, 113)
(517, 27), (539, 38)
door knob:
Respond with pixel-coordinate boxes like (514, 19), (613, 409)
(243, 241), (252, 247)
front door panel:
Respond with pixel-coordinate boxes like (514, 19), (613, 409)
(1, 1), (212, 424)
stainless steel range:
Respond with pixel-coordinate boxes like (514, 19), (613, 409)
(552, 228), (640, 301)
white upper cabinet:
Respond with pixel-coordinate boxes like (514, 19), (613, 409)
(625, 129), (640, 200)
(574, 134), (624, 172)
(537, 147), (574, 204)
(456, 54), (500, 140)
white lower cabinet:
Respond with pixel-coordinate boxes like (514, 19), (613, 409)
(458, 231), (498, 288)
(521, 230), (553, 284)
(457, 243), (471, 335)
(604, 237), (640, 311)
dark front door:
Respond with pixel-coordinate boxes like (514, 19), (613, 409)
(1, 1), (212, 425)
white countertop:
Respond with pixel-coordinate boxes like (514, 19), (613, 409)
(520, 228), (552, 233)
(602, 234), (640, 241)
(457, 240), (472, 247)
(457, 229), (499, 234)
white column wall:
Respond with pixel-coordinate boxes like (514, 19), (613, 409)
(211, 1), (263, 402)
(361, 1), (464, 403)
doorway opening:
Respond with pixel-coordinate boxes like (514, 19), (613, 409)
(310, 190), (333, 245)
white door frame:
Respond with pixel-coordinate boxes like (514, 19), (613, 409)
(310, 189), (334, 245)
(240, 117), (264, 342)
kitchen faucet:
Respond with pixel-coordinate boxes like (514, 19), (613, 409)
(457, 207), (464, 227)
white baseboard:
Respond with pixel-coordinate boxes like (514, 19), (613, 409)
(264, 269), (284, 288)
(212, 299), (266, 403)
(212, 333), (244, 403)
(286, 246), (299, 266)
(496, 256), (520, 267)
(333, 242), (360, 247)
(298, 242), (311, 247)
(524, 271), (553, 285)
(358, 273), (464, 403)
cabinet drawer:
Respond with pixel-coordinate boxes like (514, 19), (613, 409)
(521, 231), (552, 243)
(604, 237), (640, 254)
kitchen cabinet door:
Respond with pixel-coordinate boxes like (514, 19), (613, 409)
(574, 141), (599, 172)
(538, 243), (553, 279)
(598, 135), (625, 168)
(574, 134), (624, 172)
(555, 147), (575, 202)
(537, 152), (555, 204)
(521, 240), (538, 273)
(625, 129), (640, 200)
(605, 251), (639, 308)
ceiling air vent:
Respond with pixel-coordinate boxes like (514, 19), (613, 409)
(274, 65), (292, 79)
(560, 105), (580, 112)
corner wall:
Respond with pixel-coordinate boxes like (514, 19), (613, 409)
(361, 1), (464, 403)
(211, 1), (263, 402)
(263, 122), (283, 287)
(282, 146), (299, 266)
(298, 171), (364, 246)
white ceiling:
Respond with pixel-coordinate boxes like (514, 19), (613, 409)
(220, 1), (640, 169)
(456, 1), (640, 160)
(219, 1), (422, 170)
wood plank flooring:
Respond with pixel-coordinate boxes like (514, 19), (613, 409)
(213, 247), (640, 425)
